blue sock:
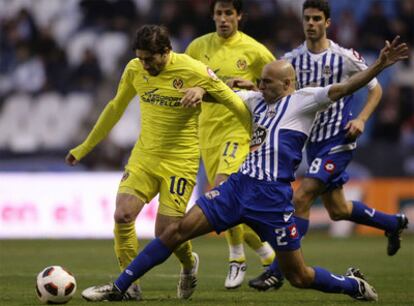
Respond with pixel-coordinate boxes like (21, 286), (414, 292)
(267, 217), (309, 279)
(114, 238), (172, 292)
(311, 267), (359, 295)
(349, 201), (399, 233)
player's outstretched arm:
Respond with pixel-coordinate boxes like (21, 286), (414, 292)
(328, 36), (408, 102)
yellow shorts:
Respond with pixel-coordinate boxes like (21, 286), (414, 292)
(118, 153), (198, 217)
(201, 139), (250, 186)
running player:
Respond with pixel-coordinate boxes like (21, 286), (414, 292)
(185, 0), (275, 289)
(80, 35), (408, 303)
(249, 0), (409, 291)
(65, 24), (250, 301)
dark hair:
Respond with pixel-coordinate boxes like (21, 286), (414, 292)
(303, 0), (330, 19)
(132, 25), (172, 54)
(209, 0), (243, 15)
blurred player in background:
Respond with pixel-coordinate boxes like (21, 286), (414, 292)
(249, 0), (409, 292)
(80, 35), (408, 303)
(185, 0), (275, 289)
(65, 24), (251, 301)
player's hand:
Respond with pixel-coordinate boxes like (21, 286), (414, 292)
(226, 78), (258, 91)
(65, 153), (79, 166)
(180, 87), (205, 107)
(378, 36), (409, 68)
(345, 118), (365, 140)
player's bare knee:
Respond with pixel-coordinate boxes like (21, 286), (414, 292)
(326, 206), (348, 221)
(113, 210), (134, 223)
(293, 190), (314, 214)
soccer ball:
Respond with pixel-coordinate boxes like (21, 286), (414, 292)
(36, 266), (77, 304)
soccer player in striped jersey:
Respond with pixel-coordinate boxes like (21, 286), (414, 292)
(65, 25), (250, 301)
(185, 0), (275, 289)
(80, 35), (408, 303)
(249, 0), (409, 292)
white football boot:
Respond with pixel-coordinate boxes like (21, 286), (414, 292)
(346, 267), (378, 301)
(225, 261), (247, 289)
(177, 252), (199, 299)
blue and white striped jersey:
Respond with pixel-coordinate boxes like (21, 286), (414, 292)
(236, 87), (332, 182)
(282, 40), (377, 144)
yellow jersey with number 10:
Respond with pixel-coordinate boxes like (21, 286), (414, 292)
(186, 31), (275, 149)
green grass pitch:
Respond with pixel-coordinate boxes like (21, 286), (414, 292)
(1, 233), (413, 306)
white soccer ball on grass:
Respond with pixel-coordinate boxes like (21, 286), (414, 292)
(36, 266), (76, 304)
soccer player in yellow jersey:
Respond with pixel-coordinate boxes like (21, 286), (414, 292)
(65, 25), (250, 301)
(185, 0), (276, 289)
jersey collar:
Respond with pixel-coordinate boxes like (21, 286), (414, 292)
(214, 31), (242, 45)
(305, 39), (332, 55)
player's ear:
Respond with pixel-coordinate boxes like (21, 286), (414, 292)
(325, 18), (331, 29)
(284, 78), (291, 90)
(237, 13), (242, 22)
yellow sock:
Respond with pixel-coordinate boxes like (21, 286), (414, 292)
(173, 240), (194, 271)
(243, 225), (275, 266)
(225, 225), (245, 262)
(243, 224), (264, 250)
(114, 222), (140, 285)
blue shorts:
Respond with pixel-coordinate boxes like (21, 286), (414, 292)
(305, 135), (355, 191)
(196, 172), (301, 252)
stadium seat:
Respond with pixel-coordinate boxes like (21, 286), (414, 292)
(33, 92), (71, 149)
(96, 32), (129, 76)
(66, 31), (99, 66)
(3, 94), (40, 152)
(64, 92), (94, 140)
(109, 97), (141, 148)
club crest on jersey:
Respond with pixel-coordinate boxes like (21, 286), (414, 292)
(121, 171), (129, 182)
(324, 160), (336, 173)
(236, 59), (247, 70)
(205, 189), (220, 200)
(207, 67), (219, 81)
(250, 125), (267, 152)
(323, 65), (332, 77)
(288, 224), (299, 238)
(266, 109), (276, 118)
(173, 78), (183, 89)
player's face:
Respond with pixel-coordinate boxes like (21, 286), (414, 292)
(259, 67), (284, 104)
(303, 8), (330, 42)
(135, 50), (169, 76)
(213, 1), (241, 39)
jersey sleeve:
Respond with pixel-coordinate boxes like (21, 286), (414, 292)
(70, 61), (137, 160)
(235, 90), (263, 112)
(342, 47), (378, 90)
(295, 86), (333, 114)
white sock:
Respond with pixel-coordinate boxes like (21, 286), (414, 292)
(228, 243), (245, 262)
(255, 242), (274, 261)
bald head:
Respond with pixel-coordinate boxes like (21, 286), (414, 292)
(264, 60), (296, 82)
(259, 60), (296, 103)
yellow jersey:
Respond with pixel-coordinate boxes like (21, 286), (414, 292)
(70, 52), (250, 162)
(186, 31), (275, 149)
